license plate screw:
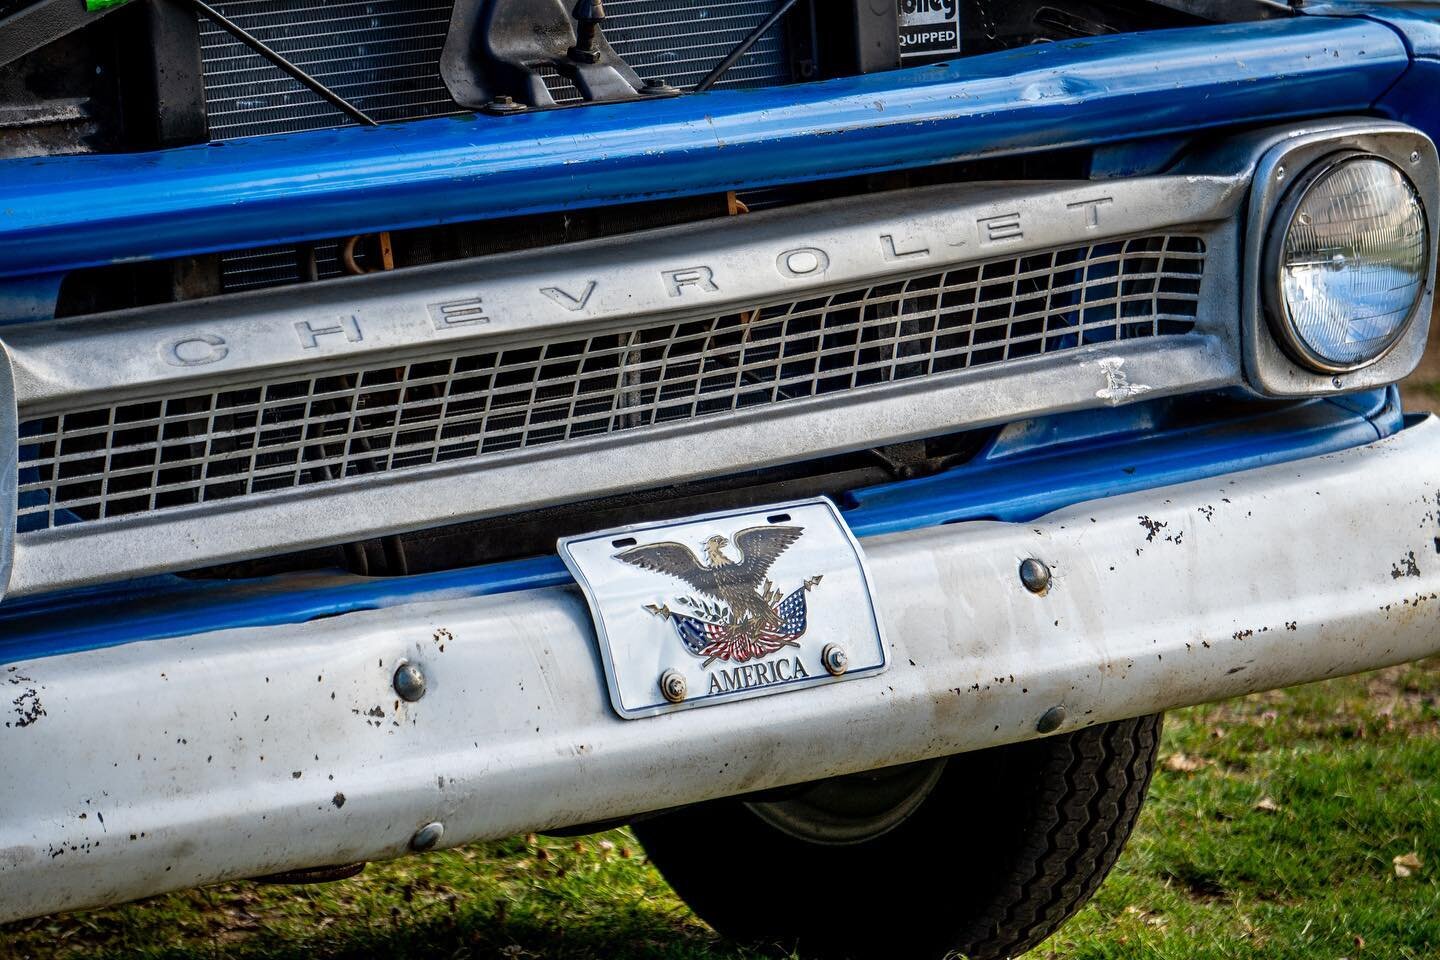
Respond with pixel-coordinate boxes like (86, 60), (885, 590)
(821, 644), (849, 676)
(658, 669), (688, 704)
(1019, 558), (1052, 595)
(393, 661), (427, 702)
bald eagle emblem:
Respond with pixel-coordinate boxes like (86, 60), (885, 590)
(615, 525), (823, 666)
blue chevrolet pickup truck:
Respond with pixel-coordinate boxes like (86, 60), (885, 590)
(1, 1), (1438, 956)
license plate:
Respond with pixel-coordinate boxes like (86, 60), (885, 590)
(559, 498), (888, 719)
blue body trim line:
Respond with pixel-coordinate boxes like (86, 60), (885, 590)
(0, 18), (1408, 282)
(1350, 6), (1440, 141)
(0, 390), (1400, 664)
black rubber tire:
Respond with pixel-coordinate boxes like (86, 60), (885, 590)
(633, 714), (1162, 960)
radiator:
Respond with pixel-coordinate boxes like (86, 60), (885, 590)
(198, 0), (794, 142)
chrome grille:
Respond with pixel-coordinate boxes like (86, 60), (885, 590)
(16, 235), (1205, 532)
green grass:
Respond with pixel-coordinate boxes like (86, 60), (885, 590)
(5, 661), (1440, 960)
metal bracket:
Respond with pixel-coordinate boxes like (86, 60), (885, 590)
(439, 0), (648, 110)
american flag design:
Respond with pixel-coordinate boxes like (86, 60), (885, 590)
(671, 586), (810, 664)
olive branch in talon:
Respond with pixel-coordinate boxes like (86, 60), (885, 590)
(644, 596), (731, 623)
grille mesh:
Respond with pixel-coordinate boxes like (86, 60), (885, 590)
(199, 0), (461, 141)
(200, 0), (792, 142)
(16, 235), (1205, 532)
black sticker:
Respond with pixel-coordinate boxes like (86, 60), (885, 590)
(898, 0), (961, 60)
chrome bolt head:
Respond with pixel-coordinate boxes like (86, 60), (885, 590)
(393, 661), (427, 702)
(659, 669), (688, 703)
(821, 644), (849, 677)
(411, 821), (444, 852)
(1036, 705), (1067, 734)
(1412, 151), (1422, 164)
(1019, 558), (1052, 595)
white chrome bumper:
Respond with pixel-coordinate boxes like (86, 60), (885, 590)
(3, 416), (1439, 922)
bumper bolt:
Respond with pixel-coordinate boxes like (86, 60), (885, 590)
(659, 669), (688, 703)
(393, 661), (427, 702)
(411, 821), (444, 852)
(821, 644), (849, 677)
(1036, 705), (1067, 734)
(482, 95), (526, 115)
(1019, 558), (1052, 595)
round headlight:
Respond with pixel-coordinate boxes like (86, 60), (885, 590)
(1267, 154), (1429, 373)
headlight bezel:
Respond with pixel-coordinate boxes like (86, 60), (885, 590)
(1241, 121), (1439, 398)
(1262, 150), (1431, 375)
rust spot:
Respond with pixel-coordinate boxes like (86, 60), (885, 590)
(332, 793), (346, 809)
(7, 685), (45, 728)
(1392, 551), (1421, 579)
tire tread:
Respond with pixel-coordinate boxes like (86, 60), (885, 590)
(960, 715), (1160, 959)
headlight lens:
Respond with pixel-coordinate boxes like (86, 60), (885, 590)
(1270, 155), (1429, 372)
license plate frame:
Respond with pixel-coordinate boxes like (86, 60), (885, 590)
(559, 497), (888, 719)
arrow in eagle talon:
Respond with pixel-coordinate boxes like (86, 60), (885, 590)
(803, 576), (823, 591)
(644, 603), (673, 620)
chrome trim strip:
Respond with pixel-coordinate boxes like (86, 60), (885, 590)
(0, 342), (14, 601)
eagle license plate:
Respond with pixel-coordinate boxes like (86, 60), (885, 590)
(559, 498), (888, 719)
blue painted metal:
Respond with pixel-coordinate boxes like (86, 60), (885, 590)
(1354, 7), (1440, 140)
(0, 390), (1401, 663)
(845, 388), (1399, 533)
(0, 17), (1408, 282)
(1305, 3), (1440, 56)
(1088, 135), (1194, 180)
(1297, 4), (1440, 138)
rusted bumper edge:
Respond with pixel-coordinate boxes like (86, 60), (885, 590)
(3, 416), (1439, 922)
